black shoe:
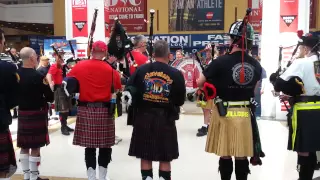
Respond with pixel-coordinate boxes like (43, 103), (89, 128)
(66, 125), (74, 132)
(13, 115), (18, 119)
(196, 126), (208, 137)
(61, 125), (70, 136)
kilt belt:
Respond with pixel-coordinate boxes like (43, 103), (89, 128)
(291, 101), (320, 149)
(223, 101), (250, 106)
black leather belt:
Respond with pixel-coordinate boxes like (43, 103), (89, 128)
(78, 102), (110, 108)
(294, 96), (320, 103)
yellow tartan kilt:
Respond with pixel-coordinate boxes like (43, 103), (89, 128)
(205, 105), (254, 157)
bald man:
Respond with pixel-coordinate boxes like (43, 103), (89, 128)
(17, 47), (53, 180)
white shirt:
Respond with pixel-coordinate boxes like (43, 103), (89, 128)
(280, 55), (320, 96)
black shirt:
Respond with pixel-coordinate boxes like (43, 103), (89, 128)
(17, 68), (54, 110)
(37, 65), (50, 76)
(0, 60), (19, 130)
(203, 51), (262, 101)
(127, 61), (186, 108)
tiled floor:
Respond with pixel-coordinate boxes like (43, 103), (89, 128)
(10, 114), (320, 180)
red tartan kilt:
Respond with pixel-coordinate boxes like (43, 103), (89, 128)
(17, 109), (49, 149)
(73, 106), (115, 148)
(0, 129), (17, 176)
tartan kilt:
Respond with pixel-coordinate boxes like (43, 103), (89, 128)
(129, 108), (179, 162)
(54, 85), (72, 112)
(17, 109), (49, 149)
(206, 105), (254, 157)
(288, 107), (320, 152)
(0, 129), (17, 177)
(73, 106), (115, 148)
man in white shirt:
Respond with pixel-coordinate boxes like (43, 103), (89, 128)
(273, 33), (320, 180)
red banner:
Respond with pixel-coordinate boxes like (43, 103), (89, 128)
(72, 0), (88, 37)
(248, 0), (263, 31)
(104, 2), (110, 38)
(106, 0), (147, 32)
(279, 0), (299, 33)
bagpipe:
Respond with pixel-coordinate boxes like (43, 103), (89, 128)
(107, 17), (135, 79)
(270, 30), (304, 85)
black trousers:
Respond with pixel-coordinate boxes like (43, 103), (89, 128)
(85, 148), (112, 170)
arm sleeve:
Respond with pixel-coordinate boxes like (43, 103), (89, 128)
(48, 64), (57, 75)
(113, 70), (122, 90)
(280, 61), (303, 81)
(172, 71), (186, 106)
(203, 59), (219, 80)
(4, 64), (19, 109)
(41, 76), (54, 103)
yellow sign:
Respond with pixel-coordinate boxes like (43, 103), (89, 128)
(226, 110), (249, 118)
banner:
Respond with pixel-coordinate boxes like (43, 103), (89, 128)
(279, 0), (299, 33)
(105, 0), (147, 32)
(169, 0), (224, 31)
(72, 0), (88, 37)
(43, 39), (77, 64)
(248, 0), (263, 31)
(128, 33), (260, 48)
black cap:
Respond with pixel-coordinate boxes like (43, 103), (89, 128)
(300, 34), (319, 49)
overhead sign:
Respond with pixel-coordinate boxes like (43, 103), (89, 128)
(168, 0), (225, 31)
(71, 0), (88, 37)
(280, 0), (299, 33)
(129, 33), (260, 48)
(106, 0), (147, 32)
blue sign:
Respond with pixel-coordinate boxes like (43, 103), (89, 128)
(43, 39), (77, 64)
(129, 33), (260, 49)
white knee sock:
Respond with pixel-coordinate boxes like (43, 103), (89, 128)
(20, 154), (30, 180)
(29, 156), (41, 180)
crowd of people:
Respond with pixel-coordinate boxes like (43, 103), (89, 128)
(0, 16), (320, 180)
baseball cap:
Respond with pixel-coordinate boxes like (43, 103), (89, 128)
(92, 41), (108, 52)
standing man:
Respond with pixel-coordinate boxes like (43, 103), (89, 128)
(272, 34), (320, 180)
(0, 28), (19, 180)
(47, 49), (73, 135)
(197, 21), (264, 180)
(128, 35), (148, 75)
(67, 41), (121, 180)
(37, 56), (54, 120)
(125, 40), (186, 180)
(17, 47), (53, 180)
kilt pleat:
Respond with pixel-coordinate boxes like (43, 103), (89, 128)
(54, 86), (72, 112)
(0, 129), (17, 177)
(17, 109), (49, 149)
(205, 105), (254, 157)
(73, 106), (115, 148)
(129, 108), (179, 162)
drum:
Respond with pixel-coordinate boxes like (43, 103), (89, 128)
(173, 58), (203, 94)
